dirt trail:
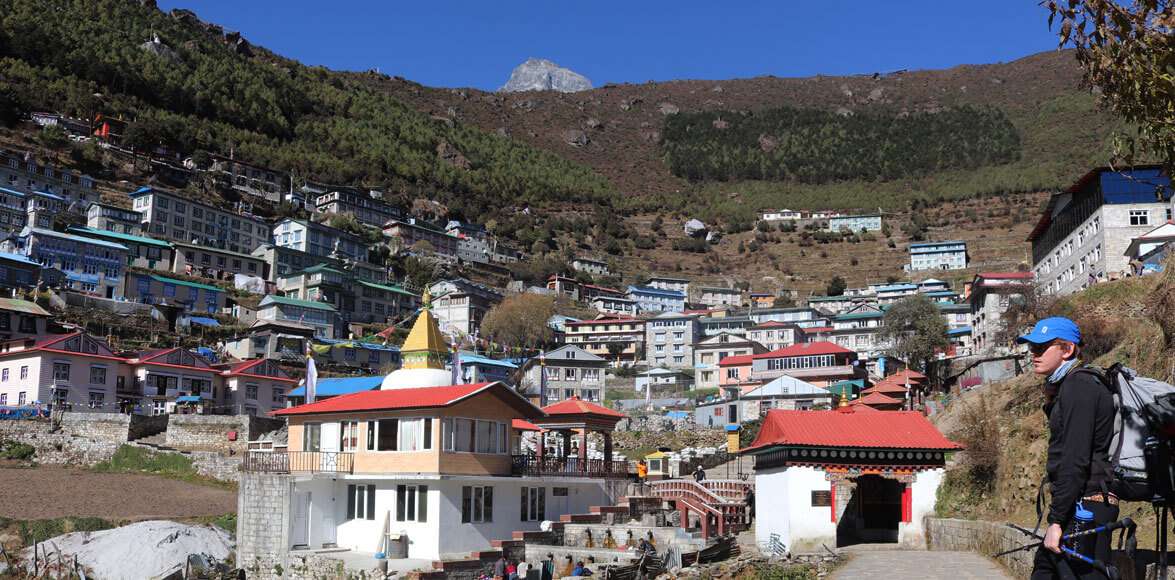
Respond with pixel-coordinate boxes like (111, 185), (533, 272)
(0, 467), (236, 520)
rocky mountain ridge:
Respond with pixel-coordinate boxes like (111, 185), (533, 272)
(501, 58), (592, 93)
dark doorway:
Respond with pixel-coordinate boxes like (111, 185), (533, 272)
(836, 475), (903, 546)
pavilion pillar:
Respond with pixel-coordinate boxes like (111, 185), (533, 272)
(536, 431), (545, 460)
(578, 429), (588, 473)
(603, 431), (613, 468)
(562, 430), (572, 458)
(679, 503), (689, 529)
(700, 510), (711, 539)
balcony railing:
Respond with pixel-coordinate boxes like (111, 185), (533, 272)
(511, 455), (631, 479)
(242, 451), (354, 474)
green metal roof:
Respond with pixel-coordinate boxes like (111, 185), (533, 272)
(834, 311), (884, 320)
(0, 297), (50, 316)
(260, 294), (338, 312)
(67, 226), (173, 250)
(172, 240), (263, 261)
(357, 280), (418, 298)
(149, 275), (222, 293)
(302, 263), (346, 275)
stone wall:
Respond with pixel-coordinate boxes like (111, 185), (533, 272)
(237, 472), (292, 580)
(128, 413), (169, 440)
(0, 413), (132, 465)
(166, 415), (281, 452)
(189, 450), (241, 482)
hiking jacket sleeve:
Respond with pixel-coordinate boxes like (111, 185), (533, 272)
(1048, 372), (1109, 525)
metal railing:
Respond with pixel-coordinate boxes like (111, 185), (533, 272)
(242, 451), (354, 474)
(511, 455), (631, 479)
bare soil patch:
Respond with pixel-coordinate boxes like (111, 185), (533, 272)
(0, 466), (236, 520)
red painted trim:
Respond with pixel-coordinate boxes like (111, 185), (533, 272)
(30, 348), (127, 362)
(830, 484), (837, 523)
(132, 361), (216, 373)
(224, 372), (297, 383)
(901, 484), (912, 523)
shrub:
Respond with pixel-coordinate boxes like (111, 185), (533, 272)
(0, 440), (35, 460)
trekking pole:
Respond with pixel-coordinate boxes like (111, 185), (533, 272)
(994, 518), (1136, 558)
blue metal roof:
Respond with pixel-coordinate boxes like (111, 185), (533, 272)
(0, 187), (28, 198)
(948, 326), (973, 337)
(874, 284), (918, 292)
(627, 285), (686, 298)
(0, 252), (40, 266)
(32, 190), (65, 202)
(176, 395), (202, 403)
(459, 353), (517, 369)
(315, 338), (399, 352)
(288, 375), (383, 397)
(909, 240), (966, 248)
(28, 228), (129, 251)
(189, 316), (220, 327)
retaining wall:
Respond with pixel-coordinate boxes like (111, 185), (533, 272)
(166, 415), (283, 452)
(0, 413), (132, 465)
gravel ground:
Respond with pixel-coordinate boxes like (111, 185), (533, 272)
(0, 467), (236, 520)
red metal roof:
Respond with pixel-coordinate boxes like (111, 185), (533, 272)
(718, 354), (756, 366)
(564, 316), (640, 326)
(743, 407), (960, 453)
(750, 321), (791, 329)
(274, 383), (495, 416)
(857, 391), (905, 406)
(753, 341), (854, 359)
(886, 369), (927, 381)
(513, 419), (543, 432)
(542, 396), (626, 418)
(860, 382), (909, 395)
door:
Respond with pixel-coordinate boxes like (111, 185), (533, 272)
(291, 491), (310, 548)
(319, 422), (340, 471)
(728, 404), (738, 423)
(319, 487), (338, 547)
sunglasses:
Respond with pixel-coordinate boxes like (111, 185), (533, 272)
(1028, 341), (1057, 356)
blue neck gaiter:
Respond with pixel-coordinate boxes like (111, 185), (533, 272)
(1048, 358), (1079, 384)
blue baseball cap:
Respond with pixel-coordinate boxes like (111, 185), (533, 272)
(1017, 316), (1082, 345)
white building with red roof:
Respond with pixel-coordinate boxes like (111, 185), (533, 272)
(749, 341), (867, 387)
(741, 406), (960, 551)
(238, 294), (630, 567)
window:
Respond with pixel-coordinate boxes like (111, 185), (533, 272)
(521, 487), (546, 521)
(338, 421), (359, 452)
(53, 362), (70, 382)
(563, 368), (576, 380)
(0, 314), (9, 332)
(369, 419), (397, 451)
(399, 418), (432, 451)
(302, 423), (321, 452)
(443, 418), (503, 453)
(346, 484), (376, 521)
(0, 368), (6, 382)
(89, 366), (106, 385)
(396, 484), (428, 522)
(17, 392), (25, 405)
(1130, 209), (1150, 226)
(726, 368), (738, 380)
(0, 394), (5, 405)
(461, 486), (493, 523)
(19, 366), (27, 380)
(88, 391), (104, 409)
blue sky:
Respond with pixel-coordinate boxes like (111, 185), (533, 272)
(158, 1), (1060, 91)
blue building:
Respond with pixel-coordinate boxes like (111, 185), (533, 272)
(828, 214), (883, 233)
(907, 241), (968, 272)
(626, 284), (686, 313)
(3, 227), (128, 298)
(452, 352), (518, 385)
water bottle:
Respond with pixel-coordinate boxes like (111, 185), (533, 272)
(1066, 501), (1094, 552)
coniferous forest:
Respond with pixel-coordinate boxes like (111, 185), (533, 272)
(661, 106), (1022, 183)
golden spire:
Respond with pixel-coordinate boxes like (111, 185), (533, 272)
(400, 289), (448, 369)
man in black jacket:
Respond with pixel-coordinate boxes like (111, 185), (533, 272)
(1019, 317), (1117, 579)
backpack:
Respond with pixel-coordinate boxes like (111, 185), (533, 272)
(1077, 364), (1175, 504)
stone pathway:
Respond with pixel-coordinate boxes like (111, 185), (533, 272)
(831, 549), (1012, 579)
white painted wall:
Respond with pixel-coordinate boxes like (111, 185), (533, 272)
(754, 466), (835, 552)
(898, 468), (943, 547)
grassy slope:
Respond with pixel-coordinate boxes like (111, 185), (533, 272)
(934, 272), (1173, 545)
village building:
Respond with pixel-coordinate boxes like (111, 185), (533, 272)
(699, 314), (753, 338)
(907, 241), (968, 272)
(223, 320), (317, 363)
(68, 226), (176, 273)
(761, 209), (804, 222)
(746, 321), (803, 352)
(257, 295), (340, 339)
(311, 339), (401, 375)
(635, 367), (694, 393)
(0, 332), (124, 411)
(519, 345), (608, 405)
(749, 292), (775, 308)
(749, 342), (865, 387)
(828, 214), (883, 233)
(694, 286), (742, 308)
(315, 188), (402, 228)
(428, 278), (503, 337)
(0, 298), (50, 341)
(742, 407), (960, 549)
(4, 226), (128, 298)
(828, 306), (888, 363)
(748, 306), (829, 329)
(693, 332), (767, 390)
(591, 294), (639, 316)
(240, 300), (628, 563)
(125, 347), (221, 415)
(0, 187), (30, 235)
(1030, 166), (1174, 294)
(122, 271), (226, 314)
(0, 252), (42, 291)
(871, 283), (919, 305)
(445, 221), (497, 264)
(273, 218), (368, 265)
(204, 154), (289, 202)
(806, 294), (863, 315)
(1124, 221), (1175, 271)
(0, 148), (96, 205)
(383, 218), (460, 261)
(211, 358), (296, 415)
(969, 272), (1035, 356)
(695, 375), (833, 427)
(644, 312), (699, 369)
(453, 352), (517, 385)
(86, 202), (143, 235)
(286, 376), (384, 407)
(627, 284), (686, 313)
(278, 264), (418, 326)
(571, 257), (609, 277)
(130, 187), (270, 254)
(646, 276), (691, 295)
(717, 354), (758, 396)
(560, 316), (645, 367)
(172, 241), (268, 281)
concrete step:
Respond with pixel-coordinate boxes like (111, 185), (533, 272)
(589, 505), (629, 515)
(559, 513), (603, 524)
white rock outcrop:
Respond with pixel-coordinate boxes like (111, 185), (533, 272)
(501, 58), (592, 93)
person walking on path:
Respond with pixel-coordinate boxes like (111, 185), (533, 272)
(1019, 317), (1118, 580)
(693, 465), (706, 482)
(744, 488), (755, 525)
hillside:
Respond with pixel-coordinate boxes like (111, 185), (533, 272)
(933, 267), (1175, 543)
(0, 1), (1130, 287)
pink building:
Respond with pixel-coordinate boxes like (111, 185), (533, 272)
(718, 353), (759, 397)
(0, 333), (124, 410)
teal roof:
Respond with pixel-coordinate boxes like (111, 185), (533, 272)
(67, 226), (172, 250)
(302, 263), (346, 275)
(149, 275), (222, 293)
(807, 295), (850, 302)
(357, 279), (418, 298)
(260, 294), (338, 312)
(834, 311), (884, 321)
